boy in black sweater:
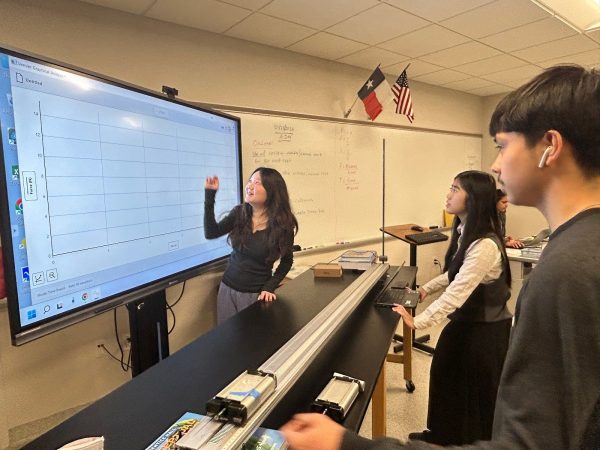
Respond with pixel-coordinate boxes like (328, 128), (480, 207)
(281, 65), (600, 450)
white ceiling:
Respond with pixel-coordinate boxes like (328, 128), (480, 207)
(78, 0), (600, 97)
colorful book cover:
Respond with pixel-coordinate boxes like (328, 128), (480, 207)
(243, 427), (289, 450)
(145, 412), (205, 450)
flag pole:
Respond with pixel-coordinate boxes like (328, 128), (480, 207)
(402, 63), (411, 73)
(343, 97), (359, 118)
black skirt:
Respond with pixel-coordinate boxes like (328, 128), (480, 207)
(426, 318), (512, 445)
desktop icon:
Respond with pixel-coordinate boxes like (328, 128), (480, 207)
(19, 238), (26, 249)
(43, 305), (50, 314)
(26, 309), (36, 320)
(8, 127), (16, 144)
(11, 165), (19, 180)
(21, 266), (30, 283)
(6, 93), (12, 106)
(15, 72), (23, 83)
(46, 268), (57, 281)
(32, 272), (45, 286)
(0, 55), (8, 69)
(81, 292), (89, 301)
(56, 302), (63, 310)
(15, 198), (23, 215)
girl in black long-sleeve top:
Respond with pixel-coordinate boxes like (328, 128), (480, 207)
(204, 167), (298, 323)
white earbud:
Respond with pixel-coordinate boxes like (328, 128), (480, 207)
(538, 146), (552, 168)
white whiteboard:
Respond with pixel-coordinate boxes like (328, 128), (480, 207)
(235, 112), (481, 249)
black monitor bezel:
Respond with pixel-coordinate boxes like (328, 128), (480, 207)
(0, 45), (242, 345)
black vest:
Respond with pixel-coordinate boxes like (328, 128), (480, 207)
(448, 234), (512, 323)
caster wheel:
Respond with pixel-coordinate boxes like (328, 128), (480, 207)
(406, 380), (415, 393)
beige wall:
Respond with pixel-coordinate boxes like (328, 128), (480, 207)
(0, 0), (502, 446)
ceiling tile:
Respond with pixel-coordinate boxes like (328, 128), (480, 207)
(441, 0), (549, 39)
(588, 29), (600, 44)
(338, 47), (408, 70)
(513, 35), (599, 63)
(378, 24), (470, 58)
(453, 54), (528, 76)
(420, 41), (501, 67)
(538, 49), (600, 69)
(481, 17), (577, 52)
(537, 0), (600, 31)
(260, 0), (378, 30)
(146, 0), (252, 33)
(443, 77), (495, 91)
(467, 84), (512, 96)
(413, 69), (471, 84)
(380, 0), (495, 23)
(76, 0), (600, 98)
(503, 76), (538, 88)
(218, 0), (273, 10)
(383, 59), (443, 77)
(226, 14), (315, 48)
(481, 64), (543, 83)
(327, 3), (429, 45)
(287, 33), (368, 60)
(79, 0), (155, 13)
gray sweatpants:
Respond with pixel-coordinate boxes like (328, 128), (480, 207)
(217, 282), (259, 324)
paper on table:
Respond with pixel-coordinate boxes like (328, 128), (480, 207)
(505, 248), (522, 258)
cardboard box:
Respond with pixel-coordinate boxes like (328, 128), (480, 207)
(313, 263), (343, 278)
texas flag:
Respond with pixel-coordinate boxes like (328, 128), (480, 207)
(357, 67), (390, 121)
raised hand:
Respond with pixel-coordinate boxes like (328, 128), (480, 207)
(204, 176), (219, 190)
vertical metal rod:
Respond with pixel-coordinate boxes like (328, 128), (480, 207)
(380, 139), (387, 262)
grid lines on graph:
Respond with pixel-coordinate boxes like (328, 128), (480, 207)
(39, 97), (236, 256)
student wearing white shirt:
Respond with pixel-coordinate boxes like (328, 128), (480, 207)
(393, 170), (512, 446)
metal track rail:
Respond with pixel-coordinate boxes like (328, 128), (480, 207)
(217, 263), (388, 449)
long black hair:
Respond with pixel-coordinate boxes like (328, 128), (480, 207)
(229, 167), (298, 264)
(444, 171), (511, 286)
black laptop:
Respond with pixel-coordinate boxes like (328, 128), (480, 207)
(374, 266), (420, 309)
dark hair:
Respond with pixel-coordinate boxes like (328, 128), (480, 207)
(489, 64), (600, 177)
(495, 188), (507, 202)
(229, 167), (298, 264)
(445, 171), (511, 286)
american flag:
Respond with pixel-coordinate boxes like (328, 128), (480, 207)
(392, 70), (414, 123)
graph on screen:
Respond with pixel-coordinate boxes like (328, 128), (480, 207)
(3, 57), (240, 319)
(1, 50), (242, 342)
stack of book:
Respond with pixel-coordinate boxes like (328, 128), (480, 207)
(338, 250), (377, 271)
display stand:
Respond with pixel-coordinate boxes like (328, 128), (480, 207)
(127, 290), (170, 377)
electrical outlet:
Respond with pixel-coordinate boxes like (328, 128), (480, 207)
(96, 341), (106, 358)
(121, 336), (131, 351)
(433, 258), (442, 275)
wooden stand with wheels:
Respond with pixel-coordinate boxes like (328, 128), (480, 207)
(386, 320), (415, 392)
